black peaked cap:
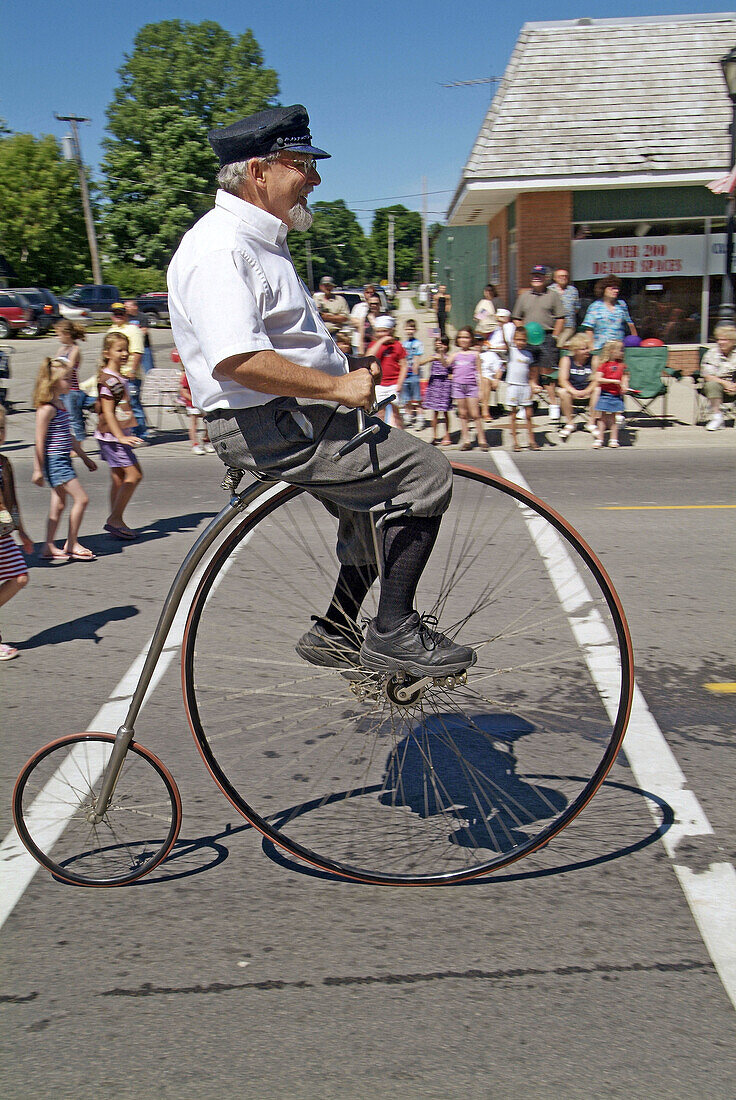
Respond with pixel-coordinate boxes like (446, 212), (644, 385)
(208, 104), (331, 167)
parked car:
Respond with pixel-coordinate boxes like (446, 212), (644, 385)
(136, 292), (169, 327)
(58, 299), (91, 325)
(14, 288), (61, 335)
(0, 291), (37, 339)
(59, 283), (122, 319)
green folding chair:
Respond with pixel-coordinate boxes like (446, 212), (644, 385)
(624, 346), (672, 428)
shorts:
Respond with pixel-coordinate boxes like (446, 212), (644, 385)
(0, 534), (27, 581)
(374, 383), (402, 426)
(596, 393), (624, 414)
(506, 383), (533, 408)
(533, 335), (559, 380)
(98, 438), (139, 468)
(452, 380), (479, 400)
(44, 451), (76, 488)
(400, 373), (421, 403)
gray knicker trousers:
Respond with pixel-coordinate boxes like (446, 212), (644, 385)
(205, 398), (453, 566)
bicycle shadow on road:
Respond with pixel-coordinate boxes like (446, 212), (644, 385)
(17, 604), (139, 650)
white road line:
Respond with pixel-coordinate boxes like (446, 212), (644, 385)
(493, 451), (736, 1012)
(0, 494), (269, 929)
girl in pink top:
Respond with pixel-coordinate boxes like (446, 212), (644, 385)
(447, 327), (488, 451)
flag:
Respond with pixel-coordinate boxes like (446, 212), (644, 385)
(707, 167), (736, 195)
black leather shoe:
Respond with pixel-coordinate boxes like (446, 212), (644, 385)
(359, 613), (477, 677)
(295, 616), (362, 669)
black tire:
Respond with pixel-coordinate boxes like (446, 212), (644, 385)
(0, 319), (11, 339)
(182, 465), (634, 885)
(143, 311), (159, 328)
(13, 732), (182, 886)
(21, 323), (40, 337)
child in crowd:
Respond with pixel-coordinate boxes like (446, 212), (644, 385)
(480, 309), (514, 421)
(179, 370), (214, 455)
(367, 316), (408, 427)
(593, 339), (629, 448)
(0, 405), (32, 660)
(447, 326), (488, 451)
(95, 332), (144, 539)
(401, 319), (425, 429)
(335, 329), (353, 359)
(55, 320), (96, 440)
(504, 326), (540, 452)
(32, 359), (98, 561)
(420, 335), (453, 446)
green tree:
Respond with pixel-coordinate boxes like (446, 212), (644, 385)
(0, 133), (92, 290)
(370, 205), (423, 284)
(101, 19), (279, 269)
(289, 200), (368, 288)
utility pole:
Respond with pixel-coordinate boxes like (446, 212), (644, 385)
(421, 177), (430, 287)
(387, 214), (395, 295)
(304, 238), (314, 293)
(56, 113), (102, 284)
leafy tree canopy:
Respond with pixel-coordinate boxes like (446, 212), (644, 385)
(0, 133), (92, 290)
(370, 205), (423, 284)
(289, 200), (369, 289)
(101, 20), (279, 269)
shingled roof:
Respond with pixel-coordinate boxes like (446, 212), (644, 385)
(449, 13), (736, 223)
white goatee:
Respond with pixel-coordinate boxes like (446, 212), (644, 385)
(288, 203), (313, 232)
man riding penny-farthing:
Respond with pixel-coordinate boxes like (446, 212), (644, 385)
(12, 106), (633, 888)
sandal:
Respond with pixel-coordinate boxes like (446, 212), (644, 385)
(68, 549), (97, 562)
(40, 551), (69, 563)
(104, 523), (138, 541)
(0, 642), (19, 661)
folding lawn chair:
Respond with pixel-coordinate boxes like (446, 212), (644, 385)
(624, 346), (673, 428)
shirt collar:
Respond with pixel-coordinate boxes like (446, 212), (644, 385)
(215, 189), (289, 246)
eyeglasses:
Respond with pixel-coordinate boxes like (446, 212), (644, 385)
(279, 154), (317, 175)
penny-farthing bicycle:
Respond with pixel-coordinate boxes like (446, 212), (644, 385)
(13, 405), (634, 888)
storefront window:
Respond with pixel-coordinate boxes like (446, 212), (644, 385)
(572, 218), (729, 343)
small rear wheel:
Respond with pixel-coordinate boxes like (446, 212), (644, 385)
(12, 733), (182, 886)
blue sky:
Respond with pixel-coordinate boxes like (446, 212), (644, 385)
(5, 1), (735, 230)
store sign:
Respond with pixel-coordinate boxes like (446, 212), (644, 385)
(572, 234), (735, 279)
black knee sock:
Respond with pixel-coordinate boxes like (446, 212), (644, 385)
(376, 515), (441, 633)
(324, 562), (379, 634)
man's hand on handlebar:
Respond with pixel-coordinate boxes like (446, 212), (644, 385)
(347, 354), (382, 383)
(333, 368), (376, 412)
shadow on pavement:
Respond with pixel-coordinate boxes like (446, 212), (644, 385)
(17, 604), (139, 649)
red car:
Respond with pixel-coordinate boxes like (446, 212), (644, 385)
(0, 291), (35, 339)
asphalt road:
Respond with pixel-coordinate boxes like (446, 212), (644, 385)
(1, 331), (735, 1099)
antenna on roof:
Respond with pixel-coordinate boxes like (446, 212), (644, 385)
(439, 77), (500, 102)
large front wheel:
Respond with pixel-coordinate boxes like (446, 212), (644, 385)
(183, 464), (633, 885)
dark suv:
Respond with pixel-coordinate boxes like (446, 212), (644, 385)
(14, 288), (61, 335)
(0, 291), (37, 339)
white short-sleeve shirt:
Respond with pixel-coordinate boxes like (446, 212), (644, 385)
(167, 190), (348, 412)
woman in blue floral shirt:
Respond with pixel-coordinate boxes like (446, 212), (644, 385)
(582, 276), (637, 352)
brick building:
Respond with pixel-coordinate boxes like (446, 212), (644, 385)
(436, 12), (736, 351)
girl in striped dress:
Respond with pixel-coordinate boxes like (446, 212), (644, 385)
(0, 405), (32, 660)
(32, 359), (97, 562)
